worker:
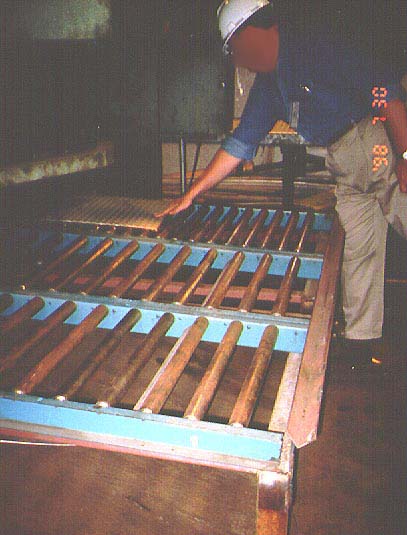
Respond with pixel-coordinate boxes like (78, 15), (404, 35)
(156, 0), (407, 369)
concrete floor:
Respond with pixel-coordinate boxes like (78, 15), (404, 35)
(291, 284), (407, 535)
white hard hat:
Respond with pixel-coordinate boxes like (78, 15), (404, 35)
(217, 0), (271, 54)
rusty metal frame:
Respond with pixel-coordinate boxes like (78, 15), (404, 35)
(287, 216), (344, 446)
(0, 204), (343, 535)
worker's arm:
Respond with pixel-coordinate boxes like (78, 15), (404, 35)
(381, 99), (407, 193)
(155, 148), (242, 217)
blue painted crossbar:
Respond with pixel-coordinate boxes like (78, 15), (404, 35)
(0, 291), (308, 352)
(180, 205), (333, 234)
(9, 208), (332, 280)
(52, 233), (323, 279)
(0, 393), (282, 463)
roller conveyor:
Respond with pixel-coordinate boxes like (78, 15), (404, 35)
(0, 200), (344, 535)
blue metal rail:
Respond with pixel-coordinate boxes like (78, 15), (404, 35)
(0, 393), (282, 463)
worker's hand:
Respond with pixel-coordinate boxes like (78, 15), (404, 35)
(154, 194), (193, 218)
(395, 158), (407, 194)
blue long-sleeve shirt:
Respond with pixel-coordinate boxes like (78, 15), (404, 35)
(222, 26), (405, 160)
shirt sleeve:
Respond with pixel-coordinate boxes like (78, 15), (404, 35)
(221, 72), (286, 160)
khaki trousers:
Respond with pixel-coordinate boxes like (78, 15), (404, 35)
(326, 116), (407, 340)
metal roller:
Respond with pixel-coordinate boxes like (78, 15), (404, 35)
(229, 324), (278, 427)
(0, 296), (45, 335)
(174, 248), (218, 304)
(271, 213), (314, 315)
(271, 256), (301, 316)
(33, 232), (64, 258)
(157, 211), (188, 239)
(50, 238), (114, 291)
(203, 251), (245, 308)
(295, 212), (315, 252)
(15, 304), (109, 395)
(207, 206), (239, 243)
(239, 253), (273, 312)
(189, 206), (224, 242)
(225, 208), (254, 246)
(142, 246), (192, 301)
(0, 301), (77, 373)
(57, 308), (142, 401)
(259, 209), (284, 249)
(22, 235), (88, 289)
(109, 243), (165, 298)
(17, 233), (63, 279)
(178, 205), (211, 241)
(241, 208), (269, 247)
(277, 212), (300, 251)
(96, 312), (175, 408)
(161, 206), (206, 241)
(184, 320), (243, 421)
(82, 239), (140, 294)
(9, 233), (62, 284)
(134, 316), (209, 413)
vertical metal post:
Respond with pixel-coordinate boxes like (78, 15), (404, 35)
(179, 136), (187, 195)
(281, 145), (307, 210)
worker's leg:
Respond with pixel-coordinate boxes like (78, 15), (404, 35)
(335, 188), (388, 339)
(357, 116), (407, 297)
(326, 117), (390, 340)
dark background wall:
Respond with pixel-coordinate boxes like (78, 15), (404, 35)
(0, 0), (112, 165)
(0, 0), (232, 199)
(159, 0), (234, 140)
(0, 1), (405, 196)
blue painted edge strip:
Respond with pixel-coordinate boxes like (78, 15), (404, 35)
(51, 232), (323, 279)
(0, 291), (309, 352)
(0, 394), (282, 462)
